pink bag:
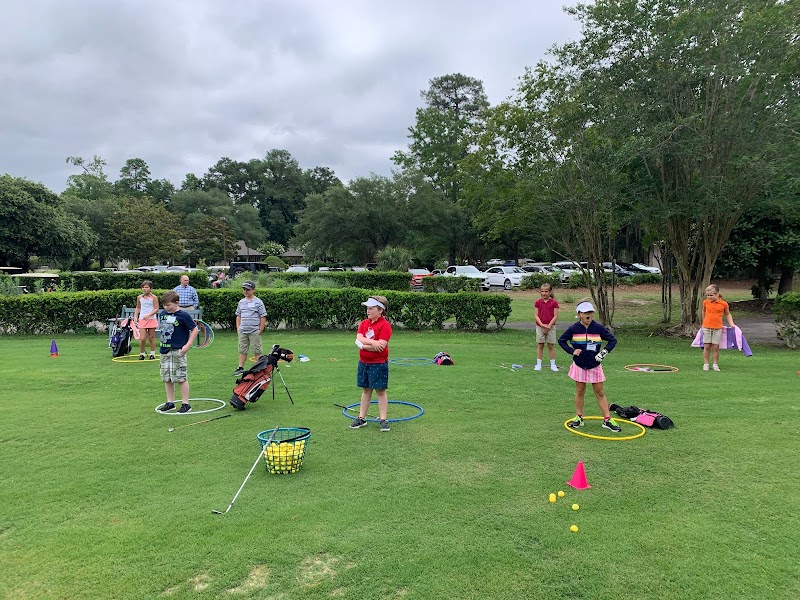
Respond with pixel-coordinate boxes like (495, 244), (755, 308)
(632, 412), (657, 427)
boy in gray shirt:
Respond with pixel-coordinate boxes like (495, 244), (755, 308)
(232, 280), (267, 376)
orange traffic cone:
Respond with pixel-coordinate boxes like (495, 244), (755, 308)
(50, 339), (59, 357)
(567, 460), (591, 489)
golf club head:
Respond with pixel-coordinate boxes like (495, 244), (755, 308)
(211, 509), (226, 514)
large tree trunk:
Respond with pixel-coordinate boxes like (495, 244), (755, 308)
(777, 267), (795, 295)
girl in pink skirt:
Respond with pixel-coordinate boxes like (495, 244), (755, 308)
(557, 301), (621, 432)
(134, 280), (159, 360)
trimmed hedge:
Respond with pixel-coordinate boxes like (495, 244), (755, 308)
(66, 270), (412, 291)
(69, 271), (211, 291)
(520, 273), (562, 290)
(774, 292), (800, 349)
(0, 288), (511, 334)
(421, 277), (483, 293)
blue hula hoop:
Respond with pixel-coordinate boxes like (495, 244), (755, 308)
(389, 357), (434, 366)
(342, 400), (424, 423)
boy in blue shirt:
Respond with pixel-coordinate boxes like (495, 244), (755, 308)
(157, 291), (199, 413)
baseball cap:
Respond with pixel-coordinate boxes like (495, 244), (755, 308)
(576, 301), (595, 313)
(242, 281), (255, 290)
(361, 297), (386, 309)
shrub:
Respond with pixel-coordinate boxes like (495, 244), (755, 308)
(0, 288), (511, 334)
(520, 273), (562, 290)
(773, 292), (800, 349)
(421, 277), (482, 293)
(69, 271), (210, 291)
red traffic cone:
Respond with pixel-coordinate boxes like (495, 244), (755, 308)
(567, 460), (591, 489)
(50, 339), (59, 357)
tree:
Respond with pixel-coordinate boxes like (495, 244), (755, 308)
(62, 155), (119, 268)
(548, 0), (800, 333)
(304, 166), (342, 195)
(255, 150), (308, 246)
(105, 197), (183, 265)
(393, 73), (490, 263)
(0, 175), (94, 270)
(115, 158), (152, 197)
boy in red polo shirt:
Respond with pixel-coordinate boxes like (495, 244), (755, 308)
(534, 283), (560, 371)
(350, 295), (393, 431)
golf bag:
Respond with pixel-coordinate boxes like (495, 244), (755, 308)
(110, 318), (133, 358)
(230, 344), (294, 410)
(609, 403), (674, 429)
(433, 351), (454, 365)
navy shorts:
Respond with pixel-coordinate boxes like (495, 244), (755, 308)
(357, 361), (389, 390)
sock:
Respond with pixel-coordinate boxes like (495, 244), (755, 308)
(604, 416), (610, 421)
(536, 359), (542, 366)
(577, 414), (583, 419)
(140, 353), (145, 357)
(550, 359), (556, 366)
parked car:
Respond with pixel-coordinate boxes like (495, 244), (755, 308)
(408, 268), (433, 289)
(286, 265), (309, 273)
(631, 262), (661, 274)
(482, 266), (529, 290)
(229, 261), (276, 277)
(486, 258), (504, 266)
(601, 262), (635, 277)
(351, 266), (368, 272)
(522, 265), (558, 274)
(440, 265), (488, 282)
(552, 261), (581, 283)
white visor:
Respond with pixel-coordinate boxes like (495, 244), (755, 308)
(576, 301), (595, 313)
(361, 297), (385, 309)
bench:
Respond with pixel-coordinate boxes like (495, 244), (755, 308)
(107, 305), (204, 344)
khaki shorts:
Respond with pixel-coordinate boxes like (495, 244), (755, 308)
(238, 331), (263, 355)
(536, 326), (557, 344)
(160, 349), (187, 383)
(702, 327), (722, 345)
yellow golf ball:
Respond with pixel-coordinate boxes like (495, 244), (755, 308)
(570, 525), (579, 533)
(572, 504), (580, 511)
(548, 493), (557, 503)
(557, 491), (565, 498)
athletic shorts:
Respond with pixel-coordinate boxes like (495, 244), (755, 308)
(536, 326), (557, 344)
(702, 327), (722, 345)
(357, 361), (389, 390)
(568, 363), (605, 383)
(160, 349), (187, 383)
(238, 331), (263, 355)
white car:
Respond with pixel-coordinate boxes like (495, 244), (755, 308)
(286, 265), (309, 273)
(482, 266), (529, 290)
(632, 262), (661, 274)
(440, 265), (488, 282)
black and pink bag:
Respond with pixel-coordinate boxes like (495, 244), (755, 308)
(609, 404), (674, 429)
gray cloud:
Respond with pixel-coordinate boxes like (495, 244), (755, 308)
(0, 0), (581, 192)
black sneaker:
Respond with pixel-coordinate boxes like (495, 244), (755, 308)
(567, 416), (583, 428)
(349, 417), (367, 429)
(139, 354), (145, 361)
(232, 367), (245, 377)
(159, 402), (175, 412)
(379, 419), (390, 432)
(177, 404), (192, 414)
(602, 418), (622, 432)
(149, 354), (156, 360)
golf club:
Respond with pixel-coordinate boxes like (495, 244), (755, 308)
(212, 426), (279, 515)
(333, 403), (377, 419)
(168, 413), (231, 432)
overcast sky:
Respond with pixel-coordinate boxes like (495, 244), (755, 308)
(1, 0), (583, 193)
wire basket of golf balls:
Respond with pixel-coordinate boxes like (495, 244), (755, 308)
(257, 427), (311, 475)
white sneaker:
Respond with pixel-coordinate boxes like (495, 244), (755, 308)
(703, 364), (709, 371)
(550, 365), (559, 372)
(534, 364), (542, 371)
(712, 364), (720, 371)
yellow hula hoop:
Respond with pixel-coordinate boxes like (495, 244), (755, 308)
(624, 363), (679, 373)
(112, 356), (158, 364)
(563, 416), (646, 441)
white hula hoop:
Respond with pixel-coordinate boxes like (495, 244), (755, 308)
(154, 398), (226, 415)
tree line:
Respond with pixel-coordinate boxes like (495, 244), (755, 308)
(1, 0), (798, 333)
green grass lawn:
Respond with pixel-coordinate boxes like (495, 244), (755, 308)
(1, 327), (799, 599)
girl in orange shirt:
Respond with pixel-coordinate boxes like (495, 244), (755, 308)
(701, 284), (735, 371)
